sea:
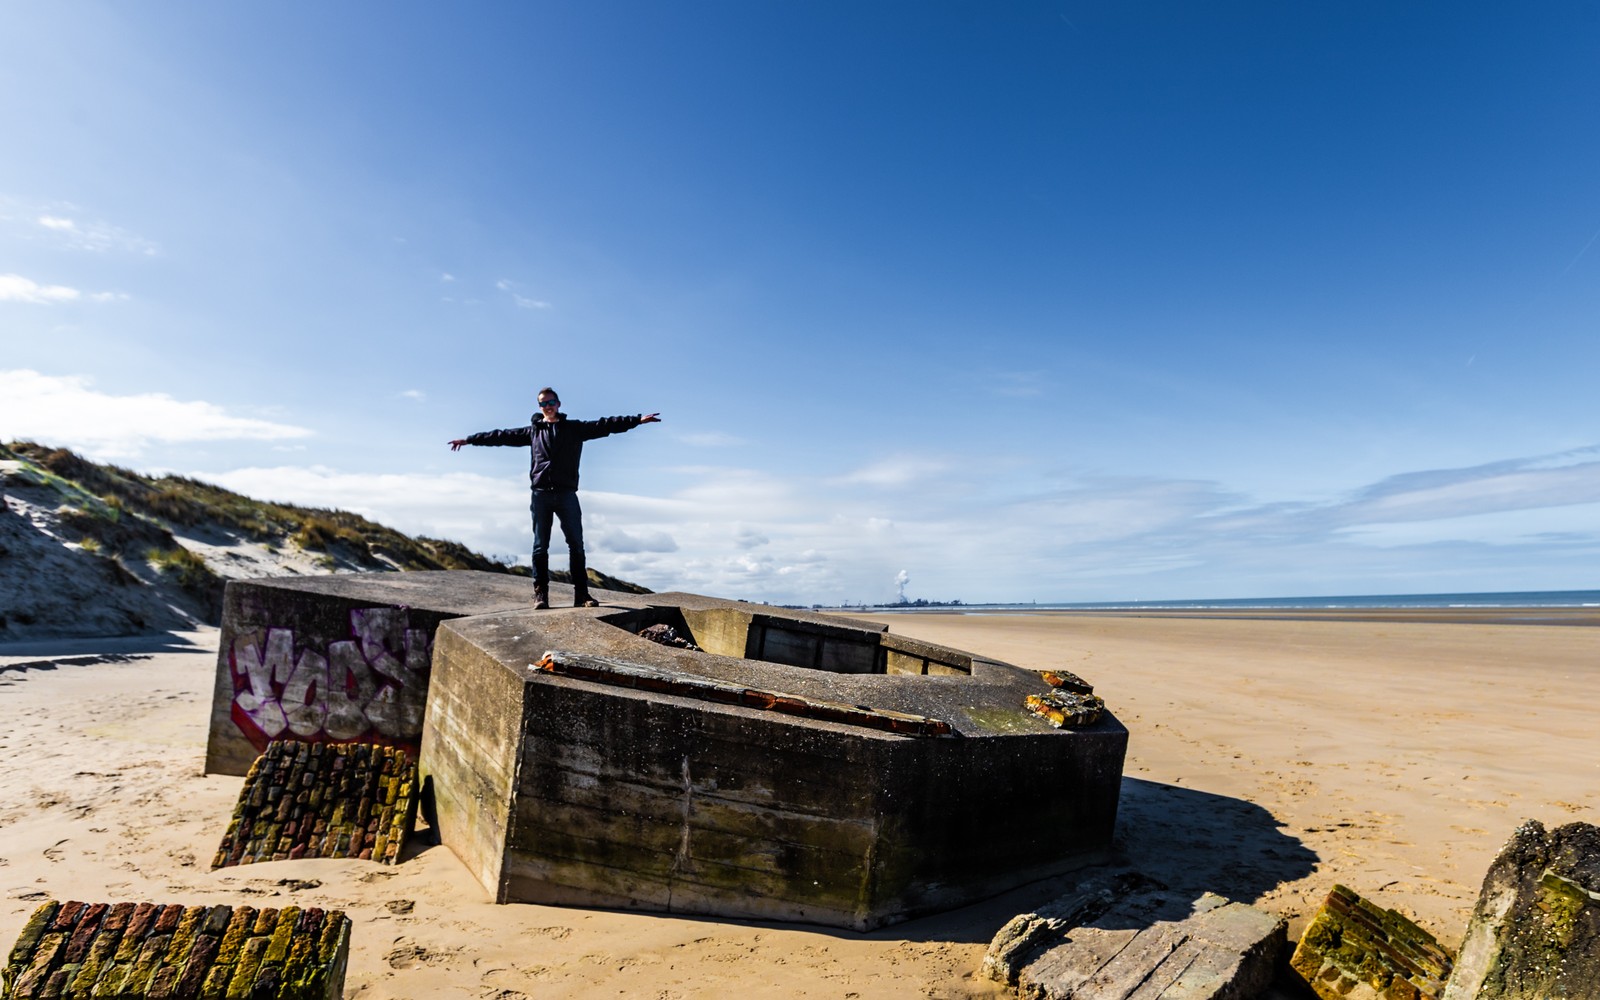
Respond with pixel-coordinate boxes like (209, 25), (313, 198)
(854, 589), (1600, 613)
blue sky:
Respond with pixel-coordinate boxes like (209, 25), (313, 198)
(3, 2), (1597, 604)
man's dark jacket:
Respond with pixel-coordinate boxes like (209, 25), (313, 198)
(464, 413), (643, 491)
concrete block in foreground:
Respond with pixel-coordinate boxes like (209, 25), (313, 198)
(983, 871), (1286, 999)
(1442, 819), (1600, 1000)
(1290, 884), (1453, 1000)
(205, 570), (570, 775)
(421, 591), (1128, 929)
(3, 899), (350, 999)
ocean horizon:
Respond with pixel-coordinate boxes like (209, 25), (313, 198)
(840, 588), (1600, 612)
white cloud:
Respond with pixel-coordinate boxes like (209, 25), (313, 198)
(1, 274), (127, 305)
(0, 369), (313, 459)
(495, 278), (551, 310)
(400, 389), (427, 401)
(834, 455), (949, 488)
(1, 273), (81, 304)
(440, 272), (455, 282)
(31, 211), (158, 255)
(167, 442), (1600, 607)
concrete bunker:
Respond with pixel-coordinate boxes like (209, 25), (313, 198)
(421, 589), (1128, 930)
(202, 573), (1127, 931)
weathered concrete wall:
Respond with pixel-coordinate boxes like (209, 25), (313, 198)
(1291, 884), (1453, 1000)
(3, 900), (350, 999)
(1443, 819), (1600, 1000)
(421, 591), (1127, 929)
(415, 620), (533, 899)
(205, 571), (560, 775)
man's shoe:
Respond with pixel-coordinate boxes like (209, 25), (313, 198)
(534, 584), (550, 610)
(574, 594), (599, 608)
(534, 598), (550, 610)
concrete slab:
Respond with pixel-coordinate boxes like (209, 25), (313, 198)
(984, 872), (1286, 1000)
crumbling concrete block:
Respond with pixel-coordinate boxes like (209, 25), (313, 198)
(983, 871), (1286, 999)
(213, 740), (417, 868)
(1442, 819), (1600, 1000)
(2, 900), (350, 999)
(1290, 884), (1453, 1000)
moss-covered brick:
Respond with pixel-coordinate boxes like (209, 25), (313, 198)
(1291, 885), (1451, 1000)
(159, 906), (206, 976)
(62, 903), (108, 964)
(213, 907), (255, 966)
(12, 931), (69, 996)
(51, 902), (86, 933)
(199, 957), (234, 999)
(222, 934), (270, 1000)
(121, 933), (170, 995)
(90, 957), (133, 996)
(251, 909), (279, 938)
(113, 902), (160, 962)
(101, 902), (135, 935)
(8, 901), (60, 967)
(250, 961), (281, 1000)
(262, 907), (299, 966)
(151, 905), (184, 937)
(173, 932), (220, 997)
(41, 966), (73, 997)
(145, 962), (179, 999)
(66, 917), (125, 994)
(314, 913), (346, 967)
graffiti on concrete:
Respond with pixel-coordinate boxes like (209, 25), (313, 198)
(229, 608), (432, 752)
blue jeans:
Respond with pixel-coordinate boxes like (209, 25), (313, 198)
(531, 489), (586, 590)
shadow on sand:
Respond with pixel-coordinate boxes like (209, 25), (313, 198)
(0, 628), (213, 674)
(884, 776), (1318, 947)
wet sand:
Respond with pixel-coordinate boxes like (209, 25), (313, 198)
(1, 608), (1595, 997)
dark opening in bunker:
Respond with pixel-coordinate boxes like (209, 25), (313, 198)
(600, 606), (973, 677)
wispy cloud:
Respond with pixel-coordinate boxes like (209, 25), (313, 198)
(833, 455), (950, 488)
(0, 369), (313, 459)
(24, 205), (159, 255)
(495, 278), (550, 310)
(174, 443), (1600, 605)
(399, 389), (427, 401)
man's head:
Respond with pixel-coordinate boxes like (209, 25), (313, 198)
(537, 387), (561, 417)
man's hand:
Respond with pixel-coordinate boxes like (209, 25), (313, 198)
(641, 413), (661, 423)
(448, 439), (468, 451)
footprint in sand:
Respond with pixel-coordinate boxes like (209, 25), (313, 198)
(528, 925), (571, 940)
(384, 939), (459, 969)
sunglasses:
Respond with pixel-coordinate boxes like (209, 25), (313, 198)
(539, 399), (561, 407)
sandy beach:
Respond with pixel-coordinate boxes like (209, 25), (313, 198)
(2, 608), (1595, 998)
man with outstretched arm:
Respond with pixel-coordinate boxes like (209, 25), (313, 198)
(449, 387), (660, 609)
